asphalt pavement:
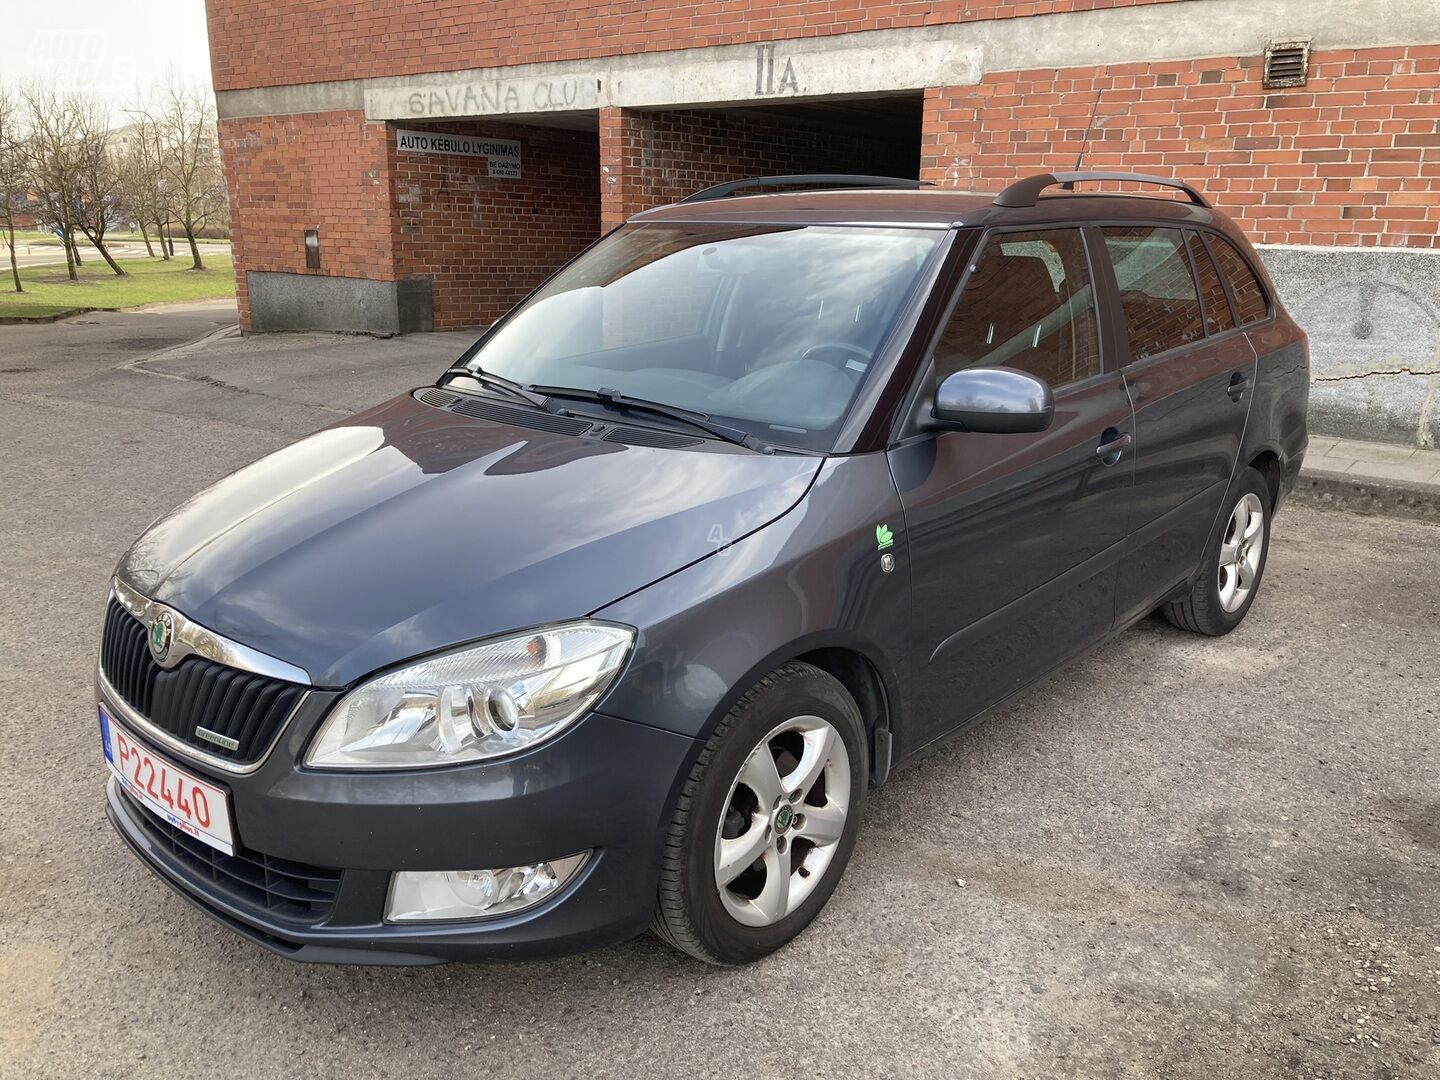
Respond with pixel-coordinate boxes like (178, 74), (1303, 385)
(1, 305), (1437, 1080)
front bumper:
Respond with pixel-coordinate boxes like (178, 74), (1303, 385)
(102, 687), (697, 964)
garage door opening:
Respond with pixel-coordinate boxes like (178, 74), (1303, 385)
(613, 93), (923, 213)
(390, 116), (601, 330)
(391, 96), (924, 330)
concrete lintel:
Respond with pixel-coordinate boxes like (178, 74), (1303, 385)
(214, 0), (1440, 122)
(218, 79), (365, 121)
(362, 30), (982, 121)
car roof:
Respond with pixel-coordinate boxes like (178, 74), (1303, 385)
(631, 187), (1229, 233)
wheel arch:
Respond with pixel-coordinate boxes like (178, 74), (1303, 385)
(590, 450), (912, 789)
(1247, 447), (1283, 510)
(793, 644), (896, 786)
(677, 632), (902, 791)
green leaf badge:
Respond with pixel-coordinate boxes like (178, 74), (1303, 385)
(875, 523), (894, 551)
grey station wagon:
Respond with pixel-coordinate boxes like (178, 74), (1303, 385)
(99, 171), (1308, 965)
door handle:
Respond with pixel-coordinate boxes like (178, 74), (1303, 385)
(1227, 372), (1249, 401)
(1095, 432), (1132, 464)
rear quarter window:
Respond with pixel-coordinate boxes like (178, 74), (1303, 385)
(1186, 231), (1236, 335)
(1208, 236), (1270, 325)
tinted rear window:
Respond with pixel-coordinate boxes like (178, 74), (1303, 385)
(1209, 236), (1269, 325)
(1102, 226), (1205, 360)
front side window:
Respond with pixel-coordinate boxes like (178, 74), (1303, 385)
(933, 228), (1101, 387)
(463, 223), (944, 451)
(1209, 235), (1270, 325)
(1102, 226), (1206, 360)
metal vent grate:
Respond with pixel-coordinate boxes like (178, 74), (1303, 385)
(1263, 40), (1310, 88)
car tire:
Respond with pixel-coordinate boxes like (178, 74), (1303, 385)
(1162, 466), (1272, 636)
(651, 661), (867, 965)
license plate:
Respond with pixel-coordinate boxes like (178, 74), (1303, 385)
(100, 704), (236, 855)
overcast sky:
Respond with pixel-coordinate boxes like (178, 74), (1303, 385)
(4, 0), (214, 117)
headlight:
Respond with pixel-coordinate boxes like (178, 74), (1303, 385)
(304, 622), (634, 769)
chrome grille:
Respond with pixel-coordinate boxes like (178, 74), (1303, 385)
(100, 599), (305, 766)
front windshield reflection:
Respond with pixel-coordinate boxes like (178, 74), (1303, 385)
(465, 223), (944, 451)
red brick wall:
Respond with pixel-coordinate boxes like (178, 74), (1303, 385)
(599, 106), (919, 229)
(390, 120), (600, 328)
(219, 112), (599, 331)
(920, 44), (1440, 248)
(212, 1), (1437, 332)
(218, 110), (396, 328)
(206, 0), (1182, 92)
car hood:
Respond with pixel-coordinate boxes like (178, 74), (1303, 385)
(117, 392), (820, 687)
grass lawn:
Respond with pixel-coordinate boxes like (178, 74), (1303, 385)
(6, 230), (69, 247)
(0, 254), (236, 320)
(5, 230), (231, 249)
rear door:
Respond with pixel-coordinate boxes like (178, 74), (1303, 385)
(888, 226), (1135, 751)
(1098, 225), (1257, 622)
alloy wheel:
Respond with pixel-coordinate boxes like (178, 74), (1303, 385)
(713, 715), (851, 927)
(1217, 492), (1265, 613)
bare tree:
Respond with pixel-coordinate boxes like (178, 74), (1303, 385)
(20, 83), (87, 281)
(114, 141), (156, 257)
(155, 79), (225, 270)
(72, 97), (127, 276)
(0, 87), (25, 292)
(117, 101), (172, 260)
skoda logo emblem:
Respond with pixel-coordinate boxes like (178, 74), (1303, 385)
(149, 610), (174, 661)
(775, 805), (795, 832)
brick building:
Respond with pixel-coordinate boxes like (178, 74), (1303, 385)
(207, 0), (1440, 443)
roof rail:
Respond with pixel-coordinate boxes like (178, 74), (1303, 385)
(993, 171), (1210, 209)
(680, 174), (921, 204)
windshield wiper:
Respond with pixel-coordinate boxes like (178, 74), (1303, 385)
(439, 366), (549, 408)
(530, 385), (770, 452)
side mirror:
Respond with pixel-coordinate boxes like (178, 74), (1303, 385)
(930, 367), (1055, 434)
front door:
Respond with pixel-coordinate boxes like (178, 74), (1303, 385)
(1097, 226), (1256, 623)
(889, 227), (1135, 752)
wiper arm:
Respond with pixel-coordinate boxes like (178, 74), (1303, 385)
(530, 385), (770, 452)
(439, 366), (548, 408)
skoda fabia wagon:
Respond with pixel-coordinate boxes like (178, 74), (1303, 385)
(100, 171), (1308, 964)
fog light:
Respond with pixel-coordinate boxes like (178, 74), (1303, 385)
(385, 852), (590, 922)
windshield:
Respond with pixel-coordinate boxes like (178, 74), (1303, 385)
(461, 222), (944, 451)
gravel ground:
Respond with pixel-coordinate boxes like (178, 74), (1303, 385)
(2, 307), (1437, 1080)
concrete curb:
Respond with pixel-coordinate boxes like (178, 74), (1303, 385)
(118, 322), (243, 381)
(1291, 465), (1440, 524)
(0, 307), (107, 324)
(1, 297), (238, 325)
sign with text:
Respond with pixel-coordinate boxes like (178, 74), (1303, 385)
(394, 129), (522, 177)
(364, 36), (982, 122)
